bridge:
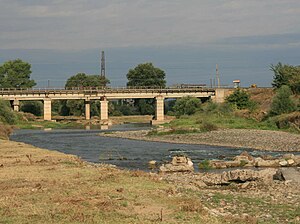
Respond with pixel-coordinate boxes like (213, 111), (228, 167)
(0, 87), (232, 124)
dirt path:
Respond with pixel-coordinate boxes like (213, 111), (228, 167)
(100, 129), (300, 152)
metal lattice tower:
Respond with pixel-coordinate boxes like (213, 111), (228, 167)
(101, 51), (105, 78)
(216, 64), (220, 88)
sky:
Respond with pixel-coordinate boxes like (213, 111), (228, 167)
(1, 0), (300, 87)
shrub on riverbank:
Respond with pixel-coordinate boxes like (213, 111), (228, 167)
(0, 99), (18, 125)
(0, 124), (13, 139)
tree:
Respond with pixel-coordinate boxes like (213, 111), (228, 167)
(269, 85), (296, 116)
(57, 73), (110, 116)
(20, 101), (43, 116)
(0, 99), (18, 124)
(270, 63), (300, 94)
(173, 97), (201, 117)
(225, 89), (255, 110)
(65, 73), (109, 88)
(0, 59), (36, 88)
(127, 63), (166, 87)
(126, 63), (166, 115)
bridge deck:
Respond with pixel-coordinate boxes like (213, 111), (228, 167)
(0, 87), (217, 100)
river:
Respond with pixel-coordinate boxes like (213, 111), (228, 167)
(10, 124), (290, 171)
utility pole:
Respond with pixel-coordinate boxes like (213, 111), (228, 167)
(216, 64), (220, 88)
(100, 50), (105, 78)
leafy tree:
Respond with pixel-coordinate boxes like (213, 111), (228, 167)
(65, 73), (109, 88)
(127, 63), (166, 87)
(0, 59), (36, 88)
(56, 73), (110, 116)
(126, 63), (166, 115)
(20, 101), (43, 116)
(270, 63), (300, 94)
(0, 99), (18, 124)
(269, 85), (296, 116)
(173, 97), (201, 117)
(226, 89), (255, 110)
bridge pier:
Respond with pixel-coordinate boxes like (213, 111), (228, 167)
(43, 99), (52, 121)
(151, 96), (164, 125)
(100, 98), (108, 124)
(13, 100), (20, 112)
(85, 100), (91, 120)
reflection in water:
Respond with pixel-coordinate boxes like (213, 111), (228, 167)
(10, 124), (293, 171)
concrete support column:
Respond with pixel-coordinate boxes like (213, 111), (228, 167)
(13, 100), (20, 112)
(43, 98), (52, 121)
(85, 100), (91, 120)
(155, 96), (164, 121)
(100, 98), (108, 121)
(212, 88), (232, 103)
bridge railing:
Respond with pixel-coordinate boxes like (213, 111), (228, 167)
(0, 86), (219, 94)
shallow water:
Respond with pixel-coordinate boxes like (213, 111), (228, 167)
(10, 124), (292, 171)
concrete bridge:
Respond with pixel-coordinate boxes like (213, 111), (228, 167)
(0, 87), (232, 124)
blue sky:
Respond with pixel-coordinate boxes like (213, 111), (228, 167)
(1, 0), (300, 87)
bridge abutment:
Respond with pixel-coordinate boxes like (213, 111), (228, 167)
(43, 99), (52, 121)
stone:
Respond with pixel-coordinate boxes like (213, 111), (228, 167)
(239, 151), (254, 161)
(200, 168), (277, 186)
(148, 160), (156, 165)
(287, 159), (294, 165)
(255, 157), (280, 167)
(273, 170), (285, 181)
(279, 160), (288, 166)
(159, 156), (194, 173)
(279, 168), (300, 184)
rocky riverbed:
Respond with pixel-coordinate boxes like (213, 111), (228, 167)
(100, 128), (300, 152)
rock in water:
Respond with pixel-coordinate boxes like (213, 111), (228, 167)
(159, 156), (194, 173)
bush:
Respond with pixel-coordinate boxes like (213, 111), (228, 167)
(20, 101), (43, 116)
(199, 121), (218, 132)
(0, 124), (13, 139)
(198, 160), (212, 170)
(0, 99), (18, 124)
(269, 85), (296, 116)
(226, 89), (256, 110)
(173, 97), (201, 118)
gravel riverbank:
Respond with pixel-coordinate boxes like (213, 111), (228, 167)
(100, 129), (300, 152)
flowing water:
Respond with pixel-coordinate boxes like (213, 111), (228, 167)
(10, 124), (290, 171)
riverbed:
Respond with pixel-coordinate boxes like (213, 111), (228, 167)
(10, 124), (294, 171)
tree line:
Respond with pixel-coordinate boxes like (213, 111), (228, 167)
(0, 59), (299, 118)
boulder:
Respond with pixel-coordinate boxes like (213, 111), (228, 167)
(279, 160), (288, 167)
(201, 169), (277, 185)
(278, 168), (300, 184)
(159, 156), (194, 173)
(254, 157), (280, 167)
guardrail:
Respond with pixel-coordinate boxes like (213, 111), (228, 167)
(0, 86), (217, 95)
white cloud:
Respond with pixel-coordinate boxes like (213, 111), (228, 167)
(0, 0), (300, 49)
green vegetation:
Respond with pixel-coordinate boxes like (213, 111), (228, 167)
(225, 88), (257, 110)
(106, 62), (168, 116)
(173, 96), (201, 117)
(0, 59), (36, 88)
(0, 99), (18, 125)
(198, 160), (212, 170)
(126, 62), (166, 88)
(271, 62), (300, 94)
(269, 85), (296, 116)
(65, 72), (109, 88)
(165, 101), (278, 132)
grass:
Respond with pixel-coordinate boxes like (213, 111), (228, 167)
(165, 111), (279, 131)
(0, 140), (221, 224)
